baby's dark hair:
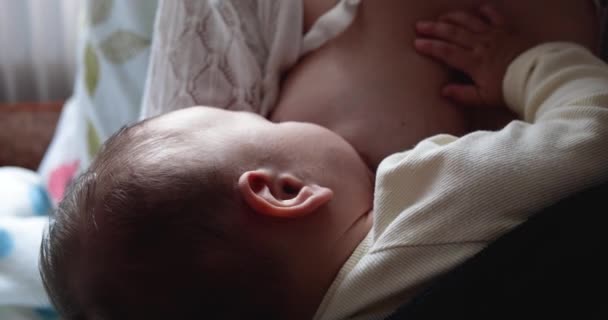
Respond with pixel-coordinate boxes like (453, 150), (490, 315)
(39, 120), (286, 319)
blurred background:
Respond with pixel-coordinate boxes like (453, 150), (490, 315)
(1, 0), (81, 171)
(0, 0), (81, 103)
(1, 2), (156, 318)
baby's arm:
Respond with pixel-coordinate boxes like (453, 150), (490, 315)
(375, 6), (608, 247)
(365, 6), (608, 308)
(413, 4), (608, 126)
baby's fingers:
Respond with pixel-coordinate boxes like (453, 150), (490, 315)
(416, 21), (476, 49)
(414, 39), (475, 72)
(442, 84), (485, 107)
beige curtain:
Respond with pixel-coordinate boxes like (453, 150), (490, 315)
(0, 0), (81, 103)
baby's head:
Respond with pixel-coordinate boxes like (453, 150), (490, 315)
(40, 107), (374, 319)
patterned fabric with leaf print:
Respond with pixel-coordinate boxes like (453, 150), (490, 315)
(39, 0), (158, 202)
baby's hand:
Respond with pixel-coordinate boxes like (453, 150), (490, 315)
(414, 5), (531, 108)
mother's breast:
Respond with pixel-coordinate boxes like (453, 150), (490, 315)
(273, 0), (599, 170)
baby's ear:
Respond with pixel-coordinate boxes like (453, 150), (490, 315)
(238, 170), (333, 219)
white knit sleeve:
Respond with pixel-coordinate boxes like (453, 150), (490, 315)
(503, 42), (608, 122)
(374, 42), (608, 246)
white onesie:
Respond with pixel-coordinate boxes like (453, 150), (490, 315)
(141, 0), (360, 118)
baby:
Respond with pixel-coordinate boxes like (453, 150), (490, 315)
(40, 6), (608, 320)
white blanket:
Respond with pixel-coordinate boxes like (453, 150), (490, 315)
(0, 167), (55, 318)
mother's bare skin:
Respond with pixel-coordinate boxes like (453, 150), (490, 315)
(272, 0), (599, 170)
